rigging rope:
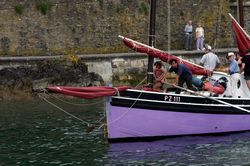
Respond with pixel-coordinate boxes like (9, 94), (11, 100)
(109, 91), (143, 125)
(135, 76), (147, 88)
(38, 93), (90, 126)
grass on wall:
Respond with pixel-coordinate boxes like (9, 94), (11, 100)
(36, 0), (52, 15)
(14, 4), (24, 15)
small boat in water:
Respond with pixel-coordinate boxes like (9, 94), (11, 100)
(44, 14), (250, 142)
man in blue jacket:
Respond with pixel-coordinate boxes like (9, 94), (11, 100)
(168, 59), (196, 94)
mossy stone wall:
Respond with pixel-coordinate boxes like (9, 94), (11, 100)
(0, 0), (248, 56)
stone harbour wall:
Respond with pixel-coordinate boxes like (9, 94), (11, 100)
(0, 0), (248, 56)
(0, 48), (237, 90)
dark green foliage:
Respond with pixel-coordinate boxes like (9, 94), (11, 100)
(14, 4), (24, 15)
(36, 0), (52, 15)
(139, 2), (148, 15)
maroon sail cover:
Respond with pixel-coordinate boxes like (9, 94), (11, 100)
(122, 37), (211, 76)
(48, 86), (129, 99)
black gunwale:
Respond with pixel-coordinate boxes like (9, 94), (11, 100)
(111, 90), (250, 114)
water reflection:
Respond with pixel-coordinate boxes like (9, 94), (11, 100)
(108, 133), (250, 165)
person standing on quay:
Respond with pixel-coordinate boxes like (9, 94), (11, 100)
(184, 20), (193, 50)
(195, 23), (204, 50)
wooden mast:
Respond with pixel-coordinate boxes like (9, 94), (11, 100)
(238, 0), (244, 27)
(147, 0), (156, 86)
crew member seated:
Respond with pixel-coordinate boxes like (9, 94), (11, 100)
(153, 61), (167, 91)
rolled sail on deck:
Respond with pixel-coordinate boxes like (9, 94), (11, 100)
(120, 36), (211, 76)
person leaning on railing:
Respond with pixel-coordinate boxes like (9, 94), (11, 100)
(168, 59), (196, 94)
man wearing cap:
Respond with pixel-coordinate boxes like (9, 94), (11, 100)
(200, 44), (220, 76)
(226, 52), (240, 75)
(225, 52), (240, 97)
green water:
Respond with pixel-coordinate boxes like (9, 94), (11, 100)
(0, 97), (108, 165)
(2, 96), (250, 165)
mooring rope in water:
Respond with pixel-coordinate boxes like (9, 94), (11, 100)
(46, 92), (104, 106)
(84, 108), (107, 133)
(38, 93), (90, 126)
(37, 77), (146, 132)
(98, 123), (105, 130)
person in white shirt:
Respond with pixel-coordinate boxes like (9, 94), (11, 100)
(200, 45), (220, 76)
(195, 23), (204, 50)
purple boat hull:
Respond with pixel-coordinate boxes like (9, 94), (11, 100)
(107, 104), (250, 140)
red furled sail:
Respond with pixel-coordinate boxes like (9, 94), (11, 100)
(119, 35), (211, 76)
(229, 13), (250, 56)
(48, 86), (129, 99)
